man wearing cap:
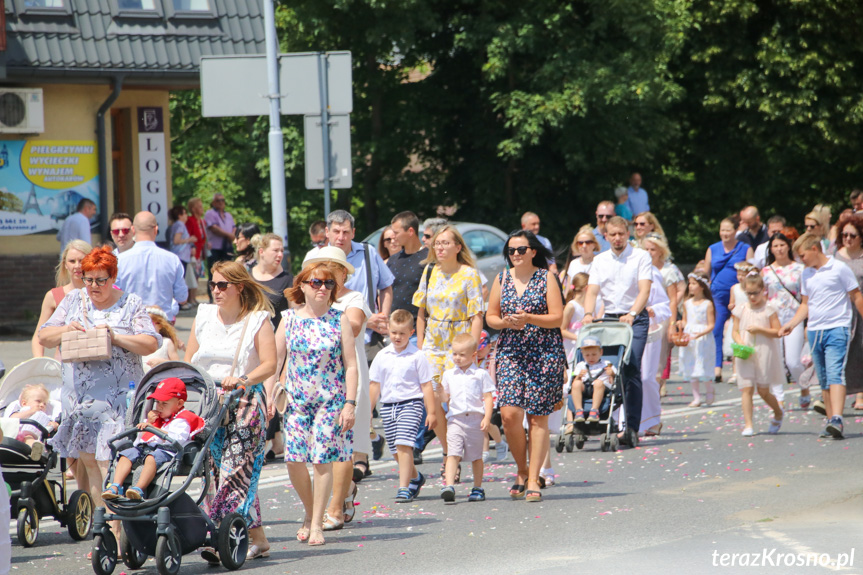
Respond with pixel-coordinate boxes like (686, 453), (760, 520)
(102, 377), (204, 500)
(583, 216), (653, 448)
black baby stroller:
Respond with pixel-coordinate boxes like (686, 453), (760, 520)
(556, 320), (633, 453)
(0, 357), (93, 546)
(90, 360), (249, 575)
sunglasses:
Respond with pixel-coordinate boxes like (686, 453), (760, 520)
(577, 240), (594, 246)
(596, 214), (612, 220)
(304, 278), (336, 290)
(422, 233), (433, 239)
(842, 232), (859, 239)
(208, 281), (233, 291)
(383, 237), (396, 243)
(83, 277), (110, 287)
(805, 224), (817, 230)
(507, 246), (530, 255)
(634, 222), (649, 227)
(111, 227), (131, 236)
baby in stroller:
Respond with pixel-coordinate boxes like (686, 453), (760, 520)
(7, 383), (59, 461)
(103, 377), (204, 501)
(570, 337), (617, 424)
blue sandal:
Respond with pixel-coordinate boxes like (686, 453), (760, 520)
(395, 487), (413, 503)
(102, 483), (122, 500)
(125, 486), (145, 500)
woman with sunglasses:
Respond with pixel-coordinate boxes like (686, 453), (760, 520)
(413, 225), (484, 474)
(276, 263), (358, 547)
(379, 225), (399, 263)
(704, 217), (754, 382)
(833, 214), (863, 410)
(633, 212), (667, 246)
(185, 261), (277, 561)
(39, 246), (161, 508)
(561, 226), (599, 288)
(487, 230), (565, 503)
(804, 208), (832, 253)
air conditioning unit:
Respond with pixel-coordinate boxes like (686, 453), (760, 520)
(0, 88), (45, 134)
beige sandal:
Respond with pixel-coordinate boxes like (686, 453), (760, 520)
(308, 528), (325, 546)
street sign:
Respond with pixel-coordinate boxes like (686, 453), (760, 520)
(200, 52), (353, 118)
(304, 115), (352, 190)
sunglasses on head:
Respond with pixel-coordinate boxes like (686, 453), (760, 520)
(507, 246), (530, 255)
(208, 281), (232, 291)
(304, 278), (336, 290)
(111, 227), (131, 236)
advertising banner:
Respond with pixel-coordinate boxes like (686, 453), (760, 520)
(0, 140), (99, 236)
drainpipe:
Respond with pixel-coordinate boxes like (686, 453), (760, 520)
(96, 75), (124, 239)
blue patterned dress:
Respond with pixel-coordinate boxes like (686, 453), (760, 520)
(495, 269), (566, 415)
(282, 307), (353, 463)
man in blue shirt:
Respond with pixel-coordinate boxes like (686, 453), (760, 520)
(116, 211), (188, 321)
(520, 211), (558, 274)
(625, 172), (650, 217)
(57, 199), (96, 252)
(593, 201), (614, 252)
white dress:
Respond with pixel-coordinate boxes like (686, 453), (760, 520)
(678, 299), (716, 382)
(190, 305), (269, 380)
(331, 290), (372, 454)
(563, 300), (585, 368)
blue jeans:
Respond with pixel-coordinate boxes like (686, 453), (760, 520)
(622, 311), (650, 432)
(808, 327), (850, 390)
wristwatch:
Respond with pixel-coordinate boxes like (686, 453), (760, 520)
(628, 311), (638, 318)
(239, 375), (249, 383)
(345, 399), (357, 406)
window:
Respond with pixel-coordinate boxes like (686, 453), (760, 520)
(14, 0), (72, 15)
(24, 0), (64, 7)
(171, 0), (210, 12)
(117, 0), (156, 9)
(463, 230), (506, 260)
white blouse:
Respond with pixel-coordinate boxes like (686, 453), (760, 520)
(190, 304), (269, 381)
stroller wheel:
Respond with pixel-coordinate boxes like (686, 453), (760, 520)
(575, 435), (585, 450)
(120, 527), (148, 569)
(565, 433), (575, 452)
(92, 530), (118, 575)
(16, 507), (39, 547)
(600, 435), (611, 452)
(610, 434), (620, 452)
(217, 512), (248, 570)
(555, 433), (565, 453)
(155, 533), (182, 575)
(67, 490), (93, 541)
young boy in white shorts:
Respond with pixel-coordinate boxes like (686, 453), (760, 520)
(369, 310), (437, 502)
(439, 333), (495, 502)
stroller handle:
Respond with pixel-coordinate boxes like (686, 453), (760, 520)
(18, 418), (54, 439)
(107, 426), (183, 455)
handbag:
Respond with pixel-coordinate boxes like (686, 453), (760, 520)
(60, 293), (112, 363)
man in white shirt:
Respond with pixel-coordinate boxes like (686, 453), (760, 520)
(779, 233), (863, 439)
(750, 215), (786, 268)
(115, 211), (188, 322)
(56, 199), (96, 252)
(583, 216), (653, 447)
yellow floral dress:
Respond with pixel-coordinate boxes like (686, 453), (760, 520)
(412, 264), (484, 378)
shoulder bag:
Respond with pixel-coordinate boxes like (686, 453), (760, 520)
(60, 293), (112, 363)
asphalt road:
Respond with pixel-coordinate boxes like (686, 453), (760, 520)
(2, 317), (862, 575)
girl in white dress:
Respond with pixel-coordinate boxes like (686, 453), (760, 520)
(677, 271), (716, 407)
(731, 273), (784, 436)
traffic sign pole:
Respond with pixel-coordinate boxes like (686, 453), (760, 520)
(318, 53), (332, 218)
(263, 0), (289, 264)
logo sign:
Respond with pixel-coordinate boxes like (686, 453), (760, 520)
(137, 107), (167, 241)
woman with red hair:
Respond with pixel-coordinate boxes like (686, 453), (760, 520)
(38, 245), (160, 507)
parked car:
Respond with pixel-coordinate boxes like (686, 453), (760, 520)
(362, 221), (511, 285)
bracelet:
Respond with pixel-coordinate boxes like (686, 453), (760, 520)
(344, 399), (356, 406)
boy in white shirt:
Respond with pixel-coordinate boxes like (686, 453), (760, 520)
(570, 337), (616, 423)
(439, 333), (495, 503)
(102, 377), (204, 500)
(369, 310), (437, 503)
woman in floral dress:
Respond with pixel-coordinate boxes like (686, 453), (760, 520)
(186, 261), (276, 562)
(39, 246), (160, 507)
(278, 263), (358, 547)
(486, 231), (566, 503)
(762, 230), (808, 407)
(413, 225), (484, 462)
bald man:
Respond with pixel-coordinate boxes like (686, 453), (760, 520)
(738, 206), (768, 249)
(115, 211), (188, 321)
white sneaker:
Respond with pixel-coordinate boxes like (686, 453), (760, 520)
(742, 428), (754, 437)
(482, 451), (491, 463)
(495, 441), (509, 462)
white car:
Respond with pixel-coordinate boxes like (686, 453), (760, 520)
(363, 221), (511, 284)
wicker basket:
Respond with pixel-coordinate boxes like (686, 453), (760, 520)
(670, 331), (690, 347)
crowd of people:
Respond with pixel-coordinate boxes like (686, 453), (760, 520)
(6, 175), (863, 563)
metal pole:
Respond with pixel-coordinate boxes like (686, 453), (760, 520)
(318, 52), (332, 218)
(263, 0), (290, 267)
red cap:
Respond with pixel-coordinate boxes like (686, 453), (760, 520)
(147, 377), (187, 401)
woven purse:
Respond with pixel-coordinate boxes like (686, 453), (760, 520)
(60, 294), (111, 363)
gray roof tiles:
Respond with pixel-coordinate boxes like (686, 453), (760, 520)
(4, 0), (266, 79)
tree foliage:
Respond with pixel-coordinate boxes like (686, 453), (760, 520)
(169, 0), (863, 263)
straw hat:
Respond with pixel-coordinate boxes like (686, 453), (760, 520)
(302, 245), (355, 275)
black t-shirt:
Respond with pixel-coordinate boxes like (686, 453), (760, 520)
(739, 225), (768, 249)
(387, 247), (429, 319)
(254, 269), (293, 328)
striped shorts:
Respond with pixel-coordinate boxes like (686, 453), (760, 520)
(380, 399), (424, 454)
